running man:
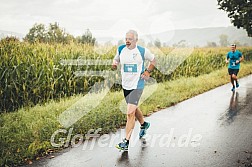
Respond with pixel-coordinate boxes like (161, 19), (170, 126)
(112, 30), (156, 151)
(226, 44), (243, 92)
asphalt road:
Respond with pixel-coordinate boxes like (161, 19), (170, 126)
(25, 75), (252, 167)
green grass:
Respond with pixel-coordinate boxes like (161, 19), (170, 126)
(1, 62), (252, 166)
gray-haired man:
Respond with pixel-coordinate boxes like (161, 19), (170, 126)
(112, 30), (156, 151)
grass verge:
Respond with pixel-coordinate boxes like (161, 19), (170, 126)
(1, 62), (252, 166)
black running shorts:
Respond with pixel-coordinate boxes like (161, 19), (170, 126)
(123, 89), (143, 105)
(228, 68), (239, 76)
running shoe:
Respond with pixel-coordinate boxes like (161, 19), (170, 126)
(116, 138), (129, 151)
(236, 83), (239, 88)
(139, 122), (150, 139)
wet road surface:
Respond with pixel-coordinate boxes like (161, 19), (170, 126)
(26, 75), (252, 167)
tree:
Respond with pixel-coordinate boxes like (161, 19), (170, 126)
(24, 22), (75, 44)
(24, 23), (47, 43)
(64, 34), (75, 44)
(207, 41), (218, 47)
(77, 29), (96, 46)
(219, 34), (228, 47)
(217, 0), (252, 37)
(47, 22), (65, 43)
(154, 38), (161, 48)
(173, 40), (188, 47)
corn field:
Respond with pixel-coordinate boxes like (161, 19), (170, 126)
(0, 40), (251, 112)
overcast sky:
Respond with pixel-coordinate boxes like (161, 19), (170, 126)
(0, 0), (232, 38)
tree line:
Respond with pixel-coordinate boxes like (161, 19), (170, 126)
(23, 22), (96, 45)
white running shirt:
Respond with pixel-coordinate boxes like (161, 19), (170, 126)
(113, 45), (154, 90)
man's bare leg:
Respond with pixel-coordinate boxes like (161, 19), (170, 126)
(135, 107), (144, 125)
(230, 75), (235, 87)
(125, 104), (137, 140)
(232, 74), (238, 84)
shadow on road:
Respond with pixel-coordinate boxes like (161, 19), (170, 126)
(117, 151), (130, 166)
(116, 140), (148, 167)
(218, 91), (239, 125)
(226, 91), (239, 124)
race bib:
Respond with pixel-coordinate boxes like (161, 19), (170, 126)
(231, 61), (236, 66)
(124, 64), (137, 73)
(230, 58), (237, 66)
